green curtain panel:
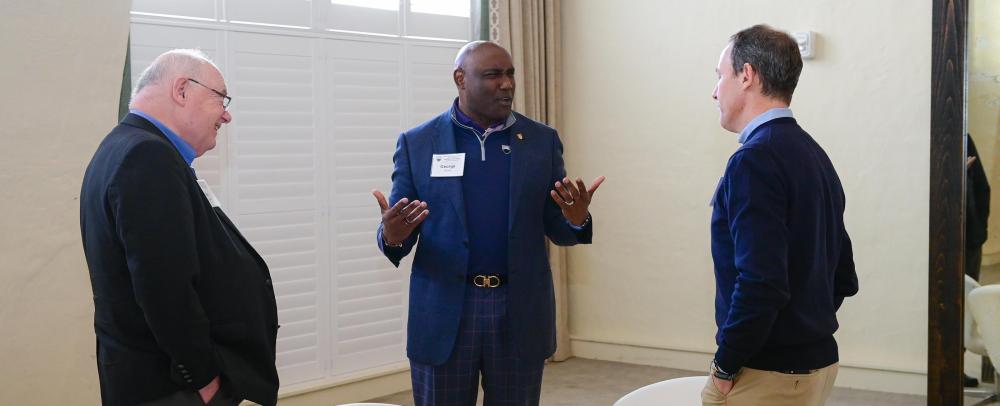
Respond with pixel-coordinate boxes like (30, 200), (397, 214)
(119, 36), (131, 121)
(480, 0), (489, 40)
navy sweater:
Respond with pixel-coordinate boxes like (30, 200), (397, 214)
(710, 117), (858, 373)
(453, 118), (512, 277)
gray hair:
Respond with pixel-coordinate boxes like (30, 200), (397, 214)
(132, 49), (220, 98)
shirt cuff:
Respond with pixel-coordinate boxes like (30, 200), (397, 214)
(714, 345), (745, 375)
(567, 213), (591, 231)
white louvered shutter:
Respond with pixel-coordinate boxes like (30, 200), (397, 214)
(326, 39), (407, 375)
(227, 32), (326, 385)
(406, 45), (461, 128)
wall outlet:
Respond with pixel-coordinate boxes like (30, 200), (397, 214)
(791, 31), (815, 60)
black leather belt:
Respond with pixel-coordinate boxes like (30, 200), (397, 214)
(469, 274), (504, 288)
(778, 369), (814, 375)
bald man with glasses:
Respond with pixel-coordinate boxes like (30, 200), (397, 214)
(80, 49), (279, 406)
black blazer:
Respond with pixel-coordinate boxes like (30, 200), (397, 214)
(80, 114), (279, 406)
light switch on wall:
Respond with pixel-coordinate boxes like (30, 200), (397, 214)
(791, 31), (815, 60)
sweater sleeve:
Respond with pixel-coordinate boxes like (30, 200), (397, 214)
(714, 148), (791, 373)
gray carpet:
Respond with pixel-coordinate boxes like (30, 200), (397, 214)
(368, 357), (925, 405)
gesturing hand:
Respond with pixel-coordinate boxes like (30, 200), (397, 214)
(373, 189), (429, 246)
(549, 176), (605, 226)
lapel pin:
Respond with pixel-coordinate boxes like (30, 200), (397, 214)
(516, 133), (524, 140)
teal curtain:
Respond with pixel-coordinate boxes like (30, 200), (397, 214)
(118, 36), (131, 121)
(479, 0), (489, 40)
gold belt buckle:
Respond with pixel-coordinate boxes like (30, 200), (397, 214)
(473, 275), (500, 288)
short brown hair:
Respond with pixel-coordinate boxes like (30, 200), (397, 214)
(729, 25), (803, 103)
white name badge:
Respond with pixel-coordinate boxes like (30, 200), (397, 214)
(431, 153), (466, 177)
(197, 179), (222, 208)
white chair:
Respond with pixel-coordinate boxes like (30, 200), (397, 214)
(965, 276), (994, 403)
(614, 375), (708, 406)
(967, 276), (987, 356)
(968, 283), (1000, 405)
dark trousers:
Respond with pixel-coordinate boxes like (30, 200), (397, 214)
(967, 245), (983, 281)
(137, 377), (241, 406)
(410, 285), (545, 406)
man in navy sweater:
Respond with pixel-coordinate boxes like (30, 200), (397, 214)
(371, 41), (604, 405)
(703, 25), (859, 406)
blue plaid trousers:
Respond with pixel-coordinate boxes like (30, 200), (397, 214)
(410, 284), (545, 406)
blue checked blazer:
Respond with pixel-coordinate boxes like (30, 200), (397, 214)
(377, 110), (593, 365)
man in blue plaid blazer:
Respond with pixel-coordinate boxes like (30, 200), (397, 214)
(372, 41), (604, 406)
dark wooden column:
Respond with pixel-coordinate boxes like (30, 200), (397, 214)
(929, 0), (966, 404)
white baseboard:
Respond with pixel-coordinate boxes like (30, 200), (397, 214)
(570, 337), (926, 396)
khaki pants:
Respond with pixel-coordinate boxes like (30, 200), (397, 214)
(702, 363), (838, 406)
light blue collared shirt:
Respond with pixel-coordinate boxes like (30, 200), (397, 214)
(130, 109), (196, 166)
(738, 107), (794, 144)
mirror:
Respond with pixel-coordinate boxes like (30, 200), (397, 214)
(963, 0), (1000, 404)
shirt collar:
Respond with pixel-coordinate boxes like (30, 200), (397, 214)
(738, 107), (794, 144)
(130, 109), (196, 166)
(451, 98), (515, 134)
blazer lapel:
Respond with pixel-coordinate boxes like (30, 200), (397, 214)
(430, 113), (468, 233)
(507, 118), (533, 232)
(214, 208), (271, 273)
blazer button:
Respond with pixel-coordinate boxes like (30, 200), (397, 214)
(265, 279), (272, 286)
(177, 364), (185, 369)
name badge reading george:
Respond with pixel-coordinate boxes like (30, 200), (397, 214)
(431, 153), (465, 177)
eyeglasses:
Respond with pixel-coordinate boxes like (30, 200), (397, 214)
(187, 78), (232, 109)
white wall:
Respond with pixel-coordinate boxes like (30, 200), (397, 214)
(0, 0), (131, 404)
(561, 1), (930, 394)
